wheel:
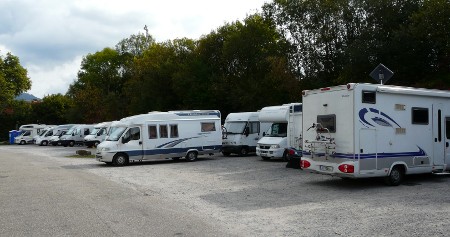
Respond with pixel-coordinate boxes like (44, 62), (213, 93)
(239, 147), (249, 156)
(113, 153), (128, 166)
(69, 141), (75, 147)
(94, 141), (100, 147)
(222, 152), (231, 156)
(20, 140), (26, 145)
(42, 140), (48, 146)
(384, 166), (404, 186)
(185, 151), (198, 162)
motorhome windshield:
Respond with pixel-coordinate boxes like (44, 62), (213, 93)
(38, 130), (47, 136)
(224, 122), (246, 134)
(267, 123), (287, 137)
(22, 131), (31, 136)
(106, 127), (127, 141)
(89, 128), (100, 135)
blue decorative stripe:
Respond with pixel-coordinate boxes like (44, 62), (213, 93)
(303, 147), (426, 159)
(112, 146), (222, 158)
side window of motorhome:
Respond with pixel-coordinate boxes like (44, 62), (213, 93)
(170, 124), (179, 138)
(159, 125), (168, 138)
(446, 118), (450, 139)
(148, 125), (157, 139)
(411, 107), (429, 125)
(249, 122), (259, 134)
(317, 115), (336, 133)
(201, 122), (216, 132)
(362, 91), (376, 104)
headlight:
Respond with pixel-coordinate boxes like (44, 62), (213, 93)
(270, 145), (280, 149)
(256, 144), (260, 148)
(101, 147), (110, 152)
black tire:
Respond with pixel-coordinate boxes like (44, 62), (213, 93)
(68, 141), (75, 147)
(239, 147), (249, 156)
(185, 151), (198, 162)
(384, 166), (404, 186)
(282, 150), (288, 162)
(42, 140), (48, 146)
(222, 152), (231, 156)
(20, 140), (26, 145)
(113, 153), (128, 166)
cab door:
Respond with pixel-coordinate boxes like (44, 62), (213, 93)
(121, 126), (143, 161)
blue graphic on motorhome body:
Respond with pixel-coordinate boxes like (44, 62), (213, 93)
(359, 108), (401, 128)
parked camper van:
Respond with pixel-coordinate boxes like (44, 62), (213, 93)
(59, 124), (94, 147)
(256, 103), (303, 160)
(34, 126), (57, 146)
(84, 122), (112, 148)
(222, 112), (271, 156)
(96, 110), (222, 166)
(14, 124), (48, 145)
(49, 124), (75, 146)
(301, 83), (450, 185)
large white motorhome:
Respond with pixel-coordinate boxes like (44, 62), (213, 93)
(221, 112), (272, 156)
(59, 124), (94, 147)
(34, 126), (57, 146)
(14, 124), (48, 145)
(301, 83), (450, 185)
(49, 124), (76, 146)
(84, 121), (112, 148)
(256, 103), (302, 160)
(96, 110), (222, 166)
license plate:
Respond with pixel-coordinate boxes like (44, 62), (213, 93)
(320, 165), (333, 172)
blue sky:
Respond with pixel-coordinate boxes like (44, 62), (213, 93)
(0, 0), (267, 98)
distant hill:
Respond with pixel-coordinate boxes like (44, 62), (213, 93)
(15, 93), (40, 101)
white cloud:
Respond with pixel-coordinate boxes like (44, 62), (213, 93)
(0, 0), (268, 98)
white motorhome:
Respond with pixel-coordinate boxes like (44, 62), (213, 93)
(84, 121), (112, 148)
(34, 126), (57, 146)
(256, 103), (303, 160)
(222, 112), (271, 156)
(96, 110), (222, 166)
(14, 124), (48, 145)
(59, 124), (94, 147)
(301, 83), (450, 185)
(49, 124), (76, 146)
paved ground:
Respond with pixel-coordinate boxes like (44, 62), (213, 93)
(1, 145), (449, 236)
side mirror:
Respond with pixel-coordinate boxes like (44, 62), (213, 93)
(244, 127), (249, 137)
(122, 136), (130, 144)
(263, 132), (266, 136)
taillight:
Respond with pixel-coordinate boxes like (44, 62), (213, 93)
(288, 149), (295, 155)
(338, 164), (354, 173)
(301, 160), (311, 169)
(321, 87), (331, 91)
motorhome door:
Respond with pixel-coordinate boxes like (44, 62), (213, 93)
(123, 127), (143, 161)
(432, 104), (445, 166)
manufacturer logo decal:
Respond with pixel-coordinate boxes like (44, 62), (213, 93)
(359, 108), (401, 128)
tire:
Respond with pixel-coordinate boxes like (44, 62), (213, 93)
(282, 150), (288, 162)
(113, 153), (128, 166)
(68, 141), (75, 147)
(384, 166), (404, 186)
(94, 141), (100, 147)
(20, 140), (26, 145)
(239, 147), (249, 156)
(222, 152), (231, 156)
(185, 151), (198, 162)
(42, 140), (48, 146)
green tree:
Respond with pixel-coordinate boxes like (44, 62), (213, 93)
(31, 94), (73, 125)
(0, 52), (32, 113)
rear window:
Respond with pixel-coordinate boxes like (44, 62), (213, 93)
(411, 107), (428, 125)
(362, 91), (376, 104)
(317, 115), (336, 133)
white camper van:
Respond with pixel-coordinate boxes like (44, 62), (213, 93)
(14, 124), (48, 145)
(96, 110), (222, 166)
(84, 121), (112, 148)
(34, 126), (57, 146)
(256, 103), (303, 160)
(222, 112), (272, 156)
(49, 124), (76, 146)
(59, 124), (94, 147)
(301, 83), (450, 185)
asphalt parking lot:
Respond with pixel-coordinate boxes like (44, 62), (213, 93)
(1, 145), (449, 236)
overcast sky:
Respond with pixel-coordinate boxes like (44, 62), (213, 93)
(0, 0), (268, 98)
